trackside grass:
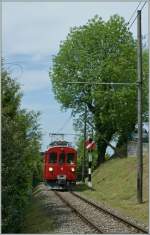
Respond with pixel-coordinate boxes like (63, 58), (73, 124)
(21, 189), (55, 233)
(76, 155), (149, 225)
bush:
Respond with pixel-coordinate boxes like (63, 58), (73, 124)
(2, 66), (42, 233)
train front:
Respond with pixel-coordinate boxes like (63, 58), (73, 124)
(43, 141), (77, 189)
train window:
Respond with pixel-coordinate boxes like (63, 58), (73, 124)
(49, 152), (57, 163)
(59, 153), (65, 164)
(67, 153), (74, 164)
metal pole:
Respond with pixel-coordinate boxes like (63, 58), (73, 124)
(82, 106), (87, 182)
(137, 10), (143, 203)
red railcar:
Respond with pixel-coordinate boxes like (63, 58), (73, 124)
(43, 141), (77, 189)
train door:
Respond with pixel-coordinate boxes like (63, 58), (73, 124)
(57, 150), (66, 175)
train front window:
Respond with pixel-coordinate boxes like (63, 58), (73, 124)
(59, 153), (65, 164)
(67, 153), (74, 164)
(49, 152), (57, 163)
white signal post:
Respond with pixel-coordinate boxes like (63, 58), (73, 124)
(86, 138), (96, 188)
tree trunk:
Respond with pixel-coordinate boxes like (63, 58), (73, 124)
(86, 120), (123, 158)
(115, 135), (128, 158)
(96, 130), (114, 166)
(97, 140), (108, 166)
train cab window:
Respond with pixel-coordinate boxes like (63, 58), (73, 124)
(67, 153), (74, 164)
(59, 153), (65, 164)
(49, 152), (57, 163)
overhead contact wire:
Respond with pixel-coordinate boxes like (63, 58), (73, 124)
(128, 1), (147, 30)
(128, 0), (143, 24)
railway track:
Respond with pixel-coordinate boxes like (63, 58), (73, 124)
(54, 190), (148, 234)
(71, 191), (149, 234)
(54, 190), (103, 233)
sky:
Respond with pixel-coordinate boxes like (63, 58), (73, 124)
(2, 1), (148, 151)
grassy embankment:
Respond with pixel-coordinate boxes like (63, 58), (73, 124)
(21, 187), (55, 233)
(76, 155), (149, 225)
(22, 156), (148, 232)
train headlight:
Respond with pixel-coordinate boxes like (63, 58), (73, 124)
(71, 167), (75, 172)
(49, 167), (53, 172)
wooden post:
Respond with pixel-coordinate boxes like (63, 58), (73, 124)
(137, 10), (143, 203)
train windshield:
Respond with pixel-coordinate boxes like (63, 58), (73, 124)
(59, 153), (65, 164)
(67, 153), (75, 164)
(49, 152), (57, 163)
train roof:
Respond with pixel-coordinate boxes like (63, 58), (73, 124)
(48, 140), (74, 148)
(48, 140), (76, 151)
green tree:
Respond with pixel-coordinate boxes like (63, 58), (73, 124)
(50, 15), (148, 165)
(142, 49), (149, 122)
(2, 65), (42, 233)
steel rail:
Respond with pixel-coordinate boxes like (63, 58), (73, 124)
(54, 190), (103, 234)
(71, 191), (148, 234)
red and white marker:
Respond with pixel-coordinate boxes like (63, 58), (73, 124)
(85, 139), (96, 151)
(85, 138), (96, 188)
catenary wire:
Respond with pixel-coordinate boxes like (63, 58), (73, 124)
(128, 15), (138, 30)
(128, 0), (147, 30)
(56, 115), (72, 133)
(128, 0), (143, 24)
(140, 0), (147, 11)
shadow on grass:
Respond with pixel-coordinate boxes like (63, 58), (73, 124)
(22, 197), (55, 233)
(75, 183), (95, 192)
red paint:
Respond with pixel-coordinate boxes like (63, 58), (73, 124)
(43, 146), (77, 183)
(85, 139), (96, 150)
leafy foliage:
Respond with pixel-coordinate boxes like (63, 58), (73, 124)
(2, 66), (42, 233)
(50, 15), (148, 164)
(142, 49), (149, 122)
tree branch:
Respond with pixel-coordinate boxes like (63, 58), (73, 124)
(86, 120), (122, 158)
